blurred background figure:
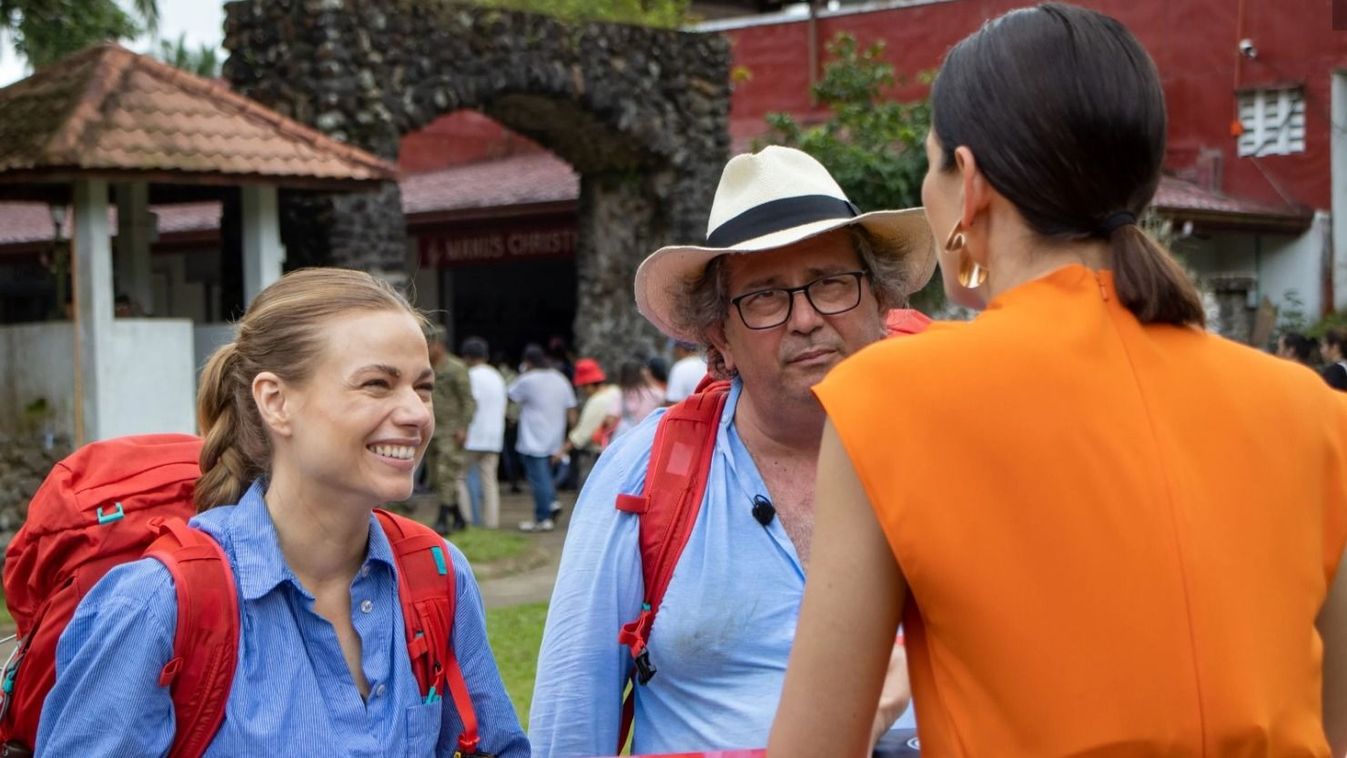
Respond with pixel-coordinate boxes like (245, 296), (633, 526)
(665, 341), (708, 403)
(427, 325), (474, 534)
(554, 358), (620, 491)
(1321, 329), (1347, 391)
(459, 336), (507, 528)
(494, 352), (524, 494)
(613, 357), (663, 439)
(645, 355), (669, 401)
(508, 343), (576, 532)
(1276, 331), (1320, 369)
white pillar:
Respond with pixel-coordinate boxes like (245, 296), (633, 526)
(72, 179), (112, 444)
(1332, 71), (1347, 311)
(242, 184), (285, 305)
(114, 182), (154, 315)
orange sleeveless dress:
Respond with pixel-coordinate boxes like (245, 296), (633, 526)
(815, 265), (1347, 757)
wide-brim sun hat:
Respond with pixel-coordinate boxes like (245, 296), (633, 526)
(634, 145), (936, 343)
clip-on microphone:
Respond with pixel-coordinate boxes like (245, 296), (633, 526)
(751, 494), (775, 527)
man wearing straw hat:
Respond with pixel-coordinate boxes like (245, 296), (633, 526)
(530, 146), (936, 757)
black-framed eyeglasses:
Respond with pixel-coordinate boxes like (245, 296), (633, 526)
(729, 270), (869, 330)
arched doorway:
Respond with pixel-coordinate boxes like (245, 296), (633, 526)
(223, 1), (731, 370)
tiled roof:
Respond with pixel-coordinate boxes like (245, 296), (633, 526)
(0, 158), (1311, 249)
(0, 154), (578, 246)
(400, 153), (578, 215)
(1152, 176), (1308, 221)
(0, 201), (221, 246)
(0, 44), (395, 185)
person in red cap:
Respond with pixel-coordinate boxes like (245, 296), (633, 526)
(553, 358), (620, 490)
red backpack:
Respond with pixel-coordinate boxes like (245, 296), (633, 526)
(614, 379), (731, 752)
(612, 311), (931, 751)
(0, 434), (486, 758)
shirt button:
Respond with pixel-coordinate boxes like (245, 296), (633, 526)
(359, 565), (370, 578)
(360, 599), (374, 614)
(373, 683), (386, 698)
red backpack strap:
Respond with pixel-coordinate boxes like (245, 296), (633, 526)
(614, 379), (731, 752)
(142, 518), (240, 758)
(374, 510), (485, 757)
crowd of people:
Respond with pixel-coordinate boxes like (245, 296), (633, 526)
(26, 4), (1347, 757)
(1278, 329), (1347, 391)
(421, 328), (709, 535)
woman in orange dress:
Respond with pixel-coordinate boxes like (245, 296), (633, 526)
(768, 4), (1347, 757)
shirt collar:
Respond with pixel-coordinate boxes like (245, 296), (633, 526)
(223, 480), (399, 601)
(722, 376), (744, 432)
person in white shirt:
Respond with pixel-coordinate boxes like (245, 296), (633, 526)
(508, 344), (577, 532)
(457, 336), (508, 529)
(664, 341), (708, 403)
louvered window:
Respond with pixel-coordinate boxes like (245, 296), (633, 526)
(1237, 87), (1307, 157)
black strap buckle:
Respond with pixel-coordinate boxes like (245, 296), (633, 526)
(634, 649), (657, 685)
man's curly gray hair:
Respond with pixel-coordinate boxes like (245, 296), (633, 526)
(667, 226), (911, 378)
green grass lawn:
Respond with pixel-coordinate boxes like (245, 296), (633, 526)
(485, 601), (547, 730)
(450, 527), (530, 565)
(0, 584), (11, 629)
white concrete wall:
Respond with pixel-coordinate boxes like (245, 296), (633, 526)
(1333, 70), (1347, 312)
(1179, 219), (1328, 321)
(97, 319), (197, 438)
(0, 320), (198, 440)
(194, 323), (236, 374)
(1260, 212), (1330, 319)
(0, 322), (77, 438)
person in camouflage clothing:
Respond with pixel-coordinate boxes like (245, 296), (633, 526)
(427, 326), (475, 534)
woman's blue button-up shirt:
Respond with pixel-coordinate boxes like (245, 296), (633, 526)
(35, 481), (530, 757)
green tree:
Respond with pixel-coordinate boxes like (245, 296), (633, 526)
(157, 32), (219, 78)
(474, 0), (691, 27)
(1, 0), (157, 69)
(758, 33), (941, 310)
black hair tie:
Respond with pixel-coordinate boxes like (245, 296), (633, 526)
(1097, 211), (1137, 236)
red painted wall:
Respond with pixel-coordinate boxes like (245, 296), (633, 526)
(722, 0), (1347, 211)
(395, 1), (1343, 211)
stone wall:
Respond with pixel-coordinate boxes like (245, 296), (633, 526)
(223, 0), (731, 369)
(0, 436), (71, 541)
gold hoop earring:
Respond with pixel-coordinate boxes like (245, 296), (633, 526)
(944, 221), (987, 289)
(958, 256), (987, 289)
(943, 221), (966, 254)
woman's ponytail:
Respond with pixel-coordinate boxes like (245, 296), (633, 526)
(194, 343), (264, 510)
(1110, 225), (1206, 328)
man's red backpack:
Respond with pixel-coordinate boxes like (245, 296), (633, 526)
(0, 434), (486, 758)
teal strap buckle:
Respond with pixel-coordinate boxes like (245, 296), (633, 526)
(430, 546), (448, 576)
(96, 502), (125, 524)
(3, 666), (16, 694)
(424, 685), (441, 704)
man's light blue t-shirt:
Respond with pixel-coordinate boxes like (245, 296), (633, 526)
(529, 379), (912, 758)
(35, 481), (530, 757)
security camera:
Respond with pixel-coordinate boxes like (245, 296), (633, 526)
(1239, 38), (1258, 59)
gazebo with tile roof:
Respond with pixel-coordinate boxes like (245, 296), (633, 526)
(0, 43), (396, 444)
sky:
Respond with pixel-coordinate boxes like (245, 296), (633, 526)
(0, 0), (226, 87)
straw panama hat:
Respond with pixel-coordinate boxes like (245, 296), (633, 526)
(634, 145), (936, 343)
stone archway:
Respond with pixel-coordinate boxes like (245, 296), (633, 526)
(223, 1), (731, 367)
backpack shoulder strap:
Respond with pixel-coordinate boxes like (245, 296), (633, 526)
(142, 518), (240, 758)
(374, 510), (483, 757)
(613, 378), (731, 752)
